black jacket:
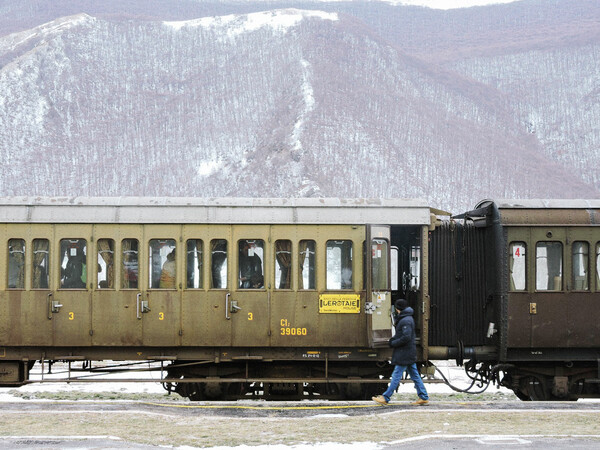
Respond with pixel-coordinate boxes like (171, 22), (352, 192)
(389, 306), (417, 365)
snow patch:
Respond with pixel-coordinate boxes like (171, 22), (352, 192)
(197, 160), (223, 177)
(383, 0), (522, 9)
(290, 59), (315, 153)
(3, 13), (95, 51)
(204, 444), (381, 450)
(164, 9), (338, 36)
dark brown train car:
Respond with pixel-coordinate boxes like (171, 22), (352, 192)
(429, 199), (600, 400)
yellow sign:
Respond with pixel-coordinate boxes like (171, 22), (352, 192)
(319, 294), (361, 314)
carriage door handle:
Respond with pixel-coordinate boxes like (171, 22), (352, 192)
(136, 293), (142, 319)
(226, 293), (231, 320)
(47, 293), (63, 319)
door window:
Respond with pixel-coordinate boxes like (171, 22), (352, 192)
(121, 239), (139, 289)
(596, 242), (600, 291)
(8, 239), (25, 289)
(509, 242), (527, 291)
(275, 240), (292, 289)
(299, 240), (315, 290)
(536, 242), (562, 291)
(211, 239), (228, 289)
(238, 239), (264, 289)
(327, 240), (353, 290)
(372, 239), (389, 290)
(186, 240), (203, 289)
(60, 239), (87, 289)
(97, 239), (114, 289)
(32, 239), (50, 289)
(149, 239), (176, 289)
(572, 241), (589, 291)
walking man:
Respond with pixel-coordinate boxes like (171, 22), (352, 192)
(372, 298), (429, 405)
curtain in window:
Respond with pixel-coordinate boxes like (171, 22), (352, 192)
(32, 239), (49, 289)
(97, 239), (114, 289)
(275, 240), (291, 289)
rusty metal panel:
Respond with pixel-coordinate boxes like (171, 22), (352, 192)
(506, 293), (531, 347)
(530, 293), (569, 347)
(566, 293), (600, 347)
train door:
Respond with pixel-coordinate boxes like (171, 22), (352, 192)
(2, 226), (54, 346)
(506, 236), (532, 348)
(230, 227), (270, 347)
(204, 230), (232, 346)
(142, 226), (182, 347)
(270, 227), (316, 346)
(366, 225), (392, 347)
(52, 226), (93, 347)
(91, 225), (142, 346)
(181, 226), (211, 346)
(529, 227), (568, 347)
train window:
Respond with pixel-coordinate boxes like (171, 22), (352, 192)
(97, 239), (114, 289)
(149, 239), (176, 289)
(572, 242), (589, 291)
(186, 240), (203, 289)
(239, 240), (264, 289)
(390, 247), (399, 291)
(275, 240), (292, 289)
(509, 242), (526, 291)
(327, 240), (353, 290)
(596, 244), (600, 292)
(121, 239), (139, 289)
(536, 242), (563, 291)
(60, 239), (87, 289)
(32, 239), (50, 289)
(409, 245), (421, 291)
(299, 240), (316, 290)
(8, 239), (25, 289)
(211, 239), (228, 289)
(372, 239), (389, 290)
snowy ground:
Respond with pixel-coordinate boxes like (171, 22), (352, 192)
(0, 359), (513, 401)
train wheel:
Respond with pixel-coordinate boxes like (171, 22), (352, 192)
(513, 388), (531, 401)
(188, 382), (206, 401)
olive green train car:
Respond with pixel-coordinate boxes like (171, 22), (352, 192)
(0, 197), (435, 399)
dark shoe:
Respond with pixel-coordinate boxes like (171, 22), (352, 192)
(372, 395), (389, 406)
(411, 398), (429, 406)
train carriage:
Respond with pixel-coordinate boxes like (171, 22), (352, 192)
(2, 197), (600, 401)
(0, 197), (435, 399)
(430, 199), (600, 400)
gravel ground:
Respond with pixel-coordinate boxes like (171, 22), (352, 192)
(1, 360), (599, 449)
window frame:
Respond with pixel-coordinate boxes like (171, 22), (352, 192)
(535, 241), (563, 292)
(186, 239), (204, 290)
(274, 239), (292, 290)
(237, 239), (265, 290)
(7, 238), (25, 290)
(299, 239), (316, 291)
(59, 238), (88, 290)
(571, 241), (589, 292)
(509, 241), (527, 292)
(210, 239), (228, 289)
(97, 238), (115, 290)
(121, 238), (139, 290)
(32, 238), (50, 290)
(326, 239), (354, 291)
(148, 239), (177, 290)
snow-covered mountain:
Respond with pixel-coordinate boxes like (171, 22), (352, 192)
(0, 1), (598, 212)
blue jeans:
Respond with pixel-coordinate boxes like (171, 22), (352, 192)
(382, 363), (429, 402)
